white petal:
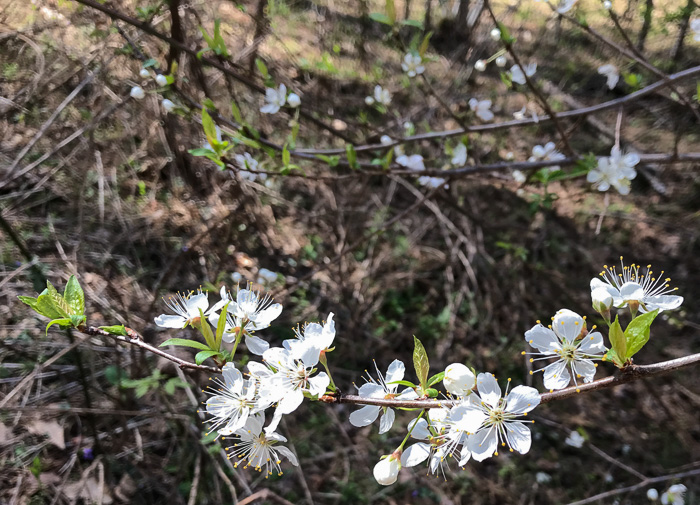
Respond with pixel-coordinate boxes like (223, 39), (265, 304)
(308, 372), (329, 397)
(245, 334), (269, 356)
(222, 363), (243, 393)
(543, 360), (571, 390)
(186, 293), (209, 316)
(620, 282), (645, 302)
(219, 409), (249, 435)
(468, 427), (498, 461)
(450, 404), (487, 433)
(476, 373), (502, 408)
(408, 418), (430, 440)
(384, 359), (405, 390)
(578, 331), (605, 354)
(505, 421), (532, 454)
(591, 277), (620, 298)
(552, 309), (585, 342)
(398, 387), (418, 400)
(275, 446), (298, 466)
(379, 408), (395, 434)
(643, 295), (683, 312)
(251, 303), (282, 329)
(504, 385), (541, 414)
(571, 359), (597, 383)
(401, 443), (431, 467)
(357, 382), (385, 399)
(349, 405), (381, 427)
(524, 325), (561, 353)
(154, 315), (186, 328)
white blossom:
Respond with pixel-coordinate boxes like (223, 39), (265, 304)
(510, 62), (537, 85)
(161, 99), (175, 113)
(528, 141), (565, 170)
(469, 98), (494, 121)
(598, 64), (620, 89)
(287, 92), (301, 108)
(417, 176), (447, 188)
(231, 272), (243, 283)
(373, 454), (401, 485)
(591, 258), (683, 313)
(691, 19), (700, 42)
(396, 153), (425, 171)
(536, 472), (552, 484)
(495, 55), (507, 67)
(462, 373), (540, 461)
(257, 268), (278, 284)
(130, 86), (145, 100)
(380, 135), (393, 145)
(402, 53), (425, 77)
(451, 143), (468, 166)
(587, 146), (638, 195)
(443, 363), (475, 396)
(234, 152), (266, 182)
(349, 360), (418, 434)
(512, 170), (527, 183)
(224, 413), (298, 477)
(647, 488), (659, 501)
(365, 85), (392, 106)
(155, 290), (208, 328)
(565, 430), (585, 448)
(661, 484), (687, 505)
(155, 74), (168, 87)
(261, 84), (287, 114)
(474, 59), (487, 72)
(139, 68), (151, 79)
(524, 309), (606, 390)
(556, 0), (578, 14)
(283, 313), (335, 366)
(490, 28), (501, 40)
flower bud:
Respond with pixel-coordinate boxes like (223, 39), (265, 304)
(490, 28), (501, 41)
(139, 68), (151, 79)
(373, 454), (401, 486)
(365, 96), (375, 106)
(443, 363), (475, 396)
(475, 59), (487, 72)
(287, 93), (301, 108)
(647, 488), (658, 501)
(603, 0), (612, 8)
(162, 99), (175, 113)
(130, 86), (145, 100)
(155, 74), (168, 87)
(380, 135), (393, 145)
(495, 55), (507, 67)
(591, 287), (613, 316)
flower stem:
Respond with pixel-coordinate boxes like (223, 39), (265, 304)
(229, 325), (246, 362)
(398, 409), (426, 451)
(319, 351), (337, 392)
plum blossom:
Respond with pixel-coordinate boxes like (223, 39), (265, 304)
(161, 99), (175, 113)
(524, 309), (606, 390)
(380, 135), (393, 145)
(130, 86), (145, 100)
(463, 373), (540, 461)
(402, 53), (425, 77)
(365, 85), (392, 106)
(490, 28), (501, 40)
(224, 413), (298, 477)
(691, 19), (700, 42)
(373, 453), (401, 485)
(257, 268), (278, 284)
(287, 93), (301, 108)
(475, 59), (487, 71)
(261, 84), (287, 114)
(443, 363), (475, 396)
(587, 146), (638, 195)
(512, 170), (527, 183)
(565, 430), (585, 448)
(139, 68), (150, 78)
(155, 74), (168, 87)
(591, 258), (683, 313)
(204, 363), (269, 437)
(349, 360), (418, 434)
(528, 141), (565, 170)
(647, 488), (659, 501)
(495, 55), (507, 67)
(510, 62), (537, 85)
(557, 0), (578, 14)
(598, 64), (620, 89)
(661, 484), (687, 505)
(469, 98), (494, 121)
(155, 290), (208, 328)
(603, 0), (612, 8)
(283, 313), (335, 366)
(451, 143), (468, 166)
(396, 153), (425, 171)
(234, 152), (266, 182)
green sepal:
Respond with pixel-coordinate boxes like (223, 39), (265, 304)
(412, 336), (430, 388)
(608, 315), (626, 363)
(195, 350), (220, 365)
(160, 338), (211, 351)
(427, 371), (445, 387)
(624, 309), (658, 359)
(100, 325), (128, 336)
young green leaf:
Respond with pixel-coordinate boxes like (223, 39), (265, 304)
(419, 32), (433, 57)
(214, 302), (230, 350)
(195, 350), (220, 365)
(608, 316), (626, 365)
(160, 338), (211, 351)
(387, 380), (418, 388)
(231, 101), (244, 124)
(346, 144), (358, 169)
(427, 371), (445, 387)
(201, 108), (218, 148)
(412, 336), (430, 388)
(369, 13), (393, 25)
(624, 309), (659, 359)
(100, 325), (128, 336)
(17, 295), (40, 313)
(46, 282), (71, 317)
(45, 318), (72, 335)
(69, 315), (86, 328)
(198, 309), (217, 350)
(385, 0), (396, 24)
(255, 58), (269, 79)
(63, 275), (85, 315)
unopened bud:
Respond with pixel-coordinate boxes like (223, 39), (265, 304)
(591, 287), (613, 319)
(155, 74), (169, 87)
(443, 363), (476, 396)
(373, 453), (401, 486)
(475, 60), (487, 72)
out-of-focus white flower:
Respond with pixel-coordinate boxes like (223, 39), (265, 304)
(587, 146), (639, 195)
(258, 268), (278, 283)
(155, 74), (169, 87)
(598, 64), (620, 89)
(365, 85), (392, 106)
(234, 152), (266, 182)
(451, 143), (468, 166)
(373, 453), (401, 485)
(443, 363), (475, 396)
(463, 373), (540, 461)
(495, 55), (507, 67)
(505, 151), (515, 160)
(261, 84), (287, 114)
(155, 290), (208, 328)
(231, 272), (243, 283)
(510, 62), (537, 85)
(225, 413), (298, 476)
(130, 86), (146, 100)
(661, 484), (687, 505)
(396, 153), (425, 171)
(380, 135), (393, 145)
(512, 170), (527, 183)
(591, 258), (683, 314)
(402, 53), (425, 77)
(417, 176), (447, 188)
(403, 121), (414, 131)
(283, 313), (335, 367)
(287, 93), (301, 108)
(475, 59), (487, 72)
(490, 28), (501, 40)
(691, 19), (700, 42)
(139, 68), (151, 79)
(603, 0), (612, 9)
(524, 309), (606, 390)
(536, 472), (552, 484)
(647, 488), (659, 500)
(528, 141), (566, 170)
(557, 0), (578, 14)
(349, 360), (418, 434)
(161, 99), (175, 113)
(469, 98), (494, 121)
(565, 431), (585, 448)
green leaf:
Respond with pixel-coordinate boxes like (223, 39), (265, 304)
(99, 325), (128, 336)
(369, 12), (393, 25)
(142, 58), (157, 68)
(427, 371), (445, 387)
(104, 365), (125, 386)
(17, 295), (40, 312)
(63, 275), (84, 315)
(346, 144), (358, 169)
(608, 316), (626, 364)
(496, 22), (515, 44)
(69, 315), (86, 328)
(195, 350), (220, 365)
(419, 31), (432, 57)
(412, 336), (430, 388)
(387, 380), (418, 388)
(46, 318), (72, 335)
(189, 147), (216, 157)
(624, 309), (658, 358)
(160, 338), (211, 351)
(255, 58), (269, 79)
(402, 19), (424, 29)
(164, 378), (176, 395)
(34, 290), (67, 319)
(199, 309), (217, 350)
(282, 143), (291, 166)
(214, 302), (230, 350)
(201, 108), (218, 147)
(385, 0), (396, 24)
(46, 282), (70, 317)
(135, 383), (150, 398)
(231, 102), (244, 124)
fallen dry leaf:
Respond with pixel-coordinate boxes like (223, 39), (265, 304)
(27, 420), (65, 449)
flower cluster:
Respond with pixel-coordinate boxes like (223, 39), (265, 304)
(587, 146), (639, 195)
